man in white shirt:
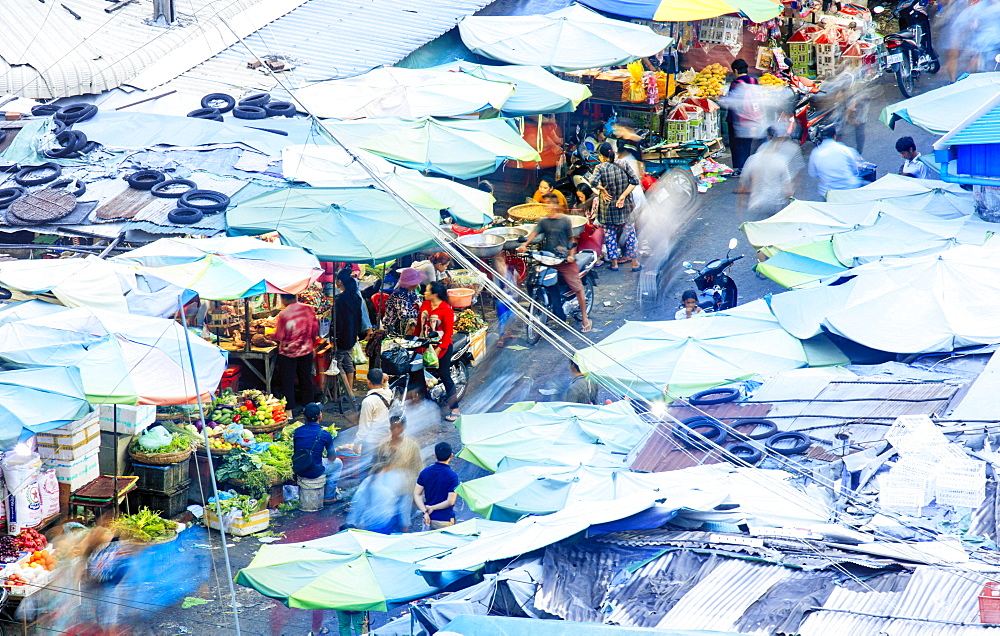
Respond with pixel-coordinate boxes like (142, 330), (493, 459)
(355, 369), (393, 471)
(896, 136), (930, 179)
(808, 126), (862, 200)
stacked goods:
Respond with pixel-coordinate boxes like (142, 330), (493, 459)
(455, 309), (487, 333)
(759, 73), (788, 86)
(692, 64), (727, 99)
(40, 414), (101, 490)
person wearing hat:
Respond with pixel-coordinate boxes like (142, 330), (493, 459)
(383, 267), (426, 335)
(292, 403), (343, 504)
(412, 252), (451, 284)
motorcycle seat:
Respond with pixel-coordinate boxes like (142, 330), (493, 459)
(574, 249), (597, 271)
(451, 331), (470, 352)
(892, 30), (916, 39)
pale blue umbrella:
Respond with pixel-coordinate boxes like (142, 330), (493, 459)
(0, 366), (92, 449)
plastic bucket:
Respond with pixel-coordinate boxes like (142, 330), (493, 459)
(297, 474), (327, 512)
(448, 288), (475, 308)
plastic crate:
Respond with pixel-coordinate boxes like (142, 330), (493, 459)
(980, 583), (1000, 624)
(132, 458), (191, 493)
(218, 364), (241, 393)
(128, 481), (191, 517)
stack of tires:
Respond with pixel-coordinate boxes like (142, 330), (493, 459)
(125, 171), (230, 226)
(187, 92), (296, 133)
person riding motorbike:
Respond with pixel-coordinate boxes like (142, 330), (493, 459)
(517, 194), (593, 333)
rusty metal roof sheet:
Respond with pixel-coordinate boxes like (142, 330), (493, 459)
(629, 402), (773, 473)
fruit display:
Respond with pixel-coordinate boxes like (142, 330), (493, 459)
(0, 536), (20, 564)
(204, 389), (287, 430)
(26, 550), (56, 571)
(455, 309), (487, 333)
(4, 558), (51, 591)
(14, 528), (47, 552)
(759, 73), (788, 86)
(692, 63), (727, 98)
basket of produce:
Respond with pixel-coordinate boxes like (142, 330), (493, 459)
(455, 309), (487, 333)
(129, 426), (193, 465)
(507, 202), (551, 222)
(204, 492), (270, 536)
(205, 389), (288, 434)
(110, 508), (180, 544)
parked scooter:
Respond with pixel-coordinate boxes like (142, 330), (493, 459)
(683, 239), (744, 312)
(379, 335), (473, 405)
(523, 249), (599, 345)
(875, 0), (939, 98)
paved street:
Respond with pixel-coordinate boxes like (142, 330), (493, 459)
(158, 63), (958, 635)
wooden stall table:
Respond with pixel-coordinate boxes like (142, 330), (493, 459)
(225, 345), (277, 395)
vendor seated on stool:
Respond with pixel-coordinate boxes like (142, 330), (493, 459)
(293, 403), (343, 504)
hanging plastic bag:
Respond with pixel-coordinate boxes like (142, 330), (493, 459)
(423, 347), (439, 368)
(350, 341), (368, 365)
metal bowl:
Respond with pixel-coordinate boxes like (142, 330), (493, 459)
(517, 216), (588, 239)
(457, 233), (506, 259)
(483, 226), (529, 250)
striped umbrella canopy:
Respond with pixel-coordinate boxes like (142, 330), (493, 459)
(579, 0), (781, 23)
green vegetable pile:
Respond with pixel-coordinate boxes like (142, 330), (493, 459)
(210, 492), (266, 519)
(216, 450), (270, 498)
(257, 441), (294, 485)
(132, 432), (191, 455)
(110, 508), (179, 542)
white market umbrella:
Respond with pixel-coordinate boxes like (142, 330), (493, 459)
(575, 300), (810, 399)
(433, 62), (592, 115)
(292, 67), (514, 120)
(769, 240), (1000, 353)
(281, 144), (494, 227)
(0, 306), (227, 404)
(458, 5), (672, 71)
(881, 72), (1000, 134)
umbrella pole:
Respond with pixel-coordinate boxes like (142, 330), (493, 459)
(244, 298), (251, 353)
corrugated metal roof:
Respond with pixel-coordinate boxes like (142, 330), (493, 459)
(799, 566), (1000, 635)
(746, 379), (959, 446)
(96, 0), (503, 113)
(655, 558), (792, 632)
(0, 0), (307, 99)
(629, 402), (774, 473)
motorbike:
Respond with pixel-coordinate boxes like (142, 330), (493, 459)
(523, 249), (599, 345)
(875, 0), (939, 98)
(684, 239), (744, 312)
(379, 335), (473, 406)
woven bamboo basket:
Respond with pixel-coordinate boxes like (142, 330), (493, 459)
(195, 445), (231, 457)
(507, 203), (550, 222)
(129, 445), (193, 466)
(243, 420), (288, 434)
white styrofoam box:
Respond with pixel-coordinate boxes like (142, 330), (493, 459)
(49, 450), (99, 491)
(98, 405), (155, 434)
(205, 508), (270, 536)
(37, 434), (100, 462)
(36, 421), (100, 449)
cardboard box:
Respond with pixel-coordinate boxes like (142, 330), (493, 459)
(37, 432), (100, 461)
(205, 507), (270, 536)
(98, 405), (155, 434)
(49, 450), (99, 490)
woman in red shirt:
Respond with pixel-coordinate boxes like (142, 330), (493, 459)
(417, 281), (460, 421)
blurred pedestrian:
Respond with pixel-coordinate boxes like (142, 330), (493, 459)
(565, 360), (598, 404)
(414, 442), (461, 530)
(274, 293), (319, 412)
(292, 403), (343, 504)
(492, 254), (520, 348)
(337, 610), (365, 636)
(333, 268), (363, 398)
(808, 126), (861, 200)
(592, 142), (641, 272)
(578, 123), (606, 163)
(356, 369), (393, 468)
(735, 126), (796, 222)
(896, 136), (929, 179)
(722, 59), (762, 175)
(372, 415), (424, 531)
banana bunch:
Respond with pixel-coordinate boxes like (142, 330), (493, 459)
(692, 63), (727, 98)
